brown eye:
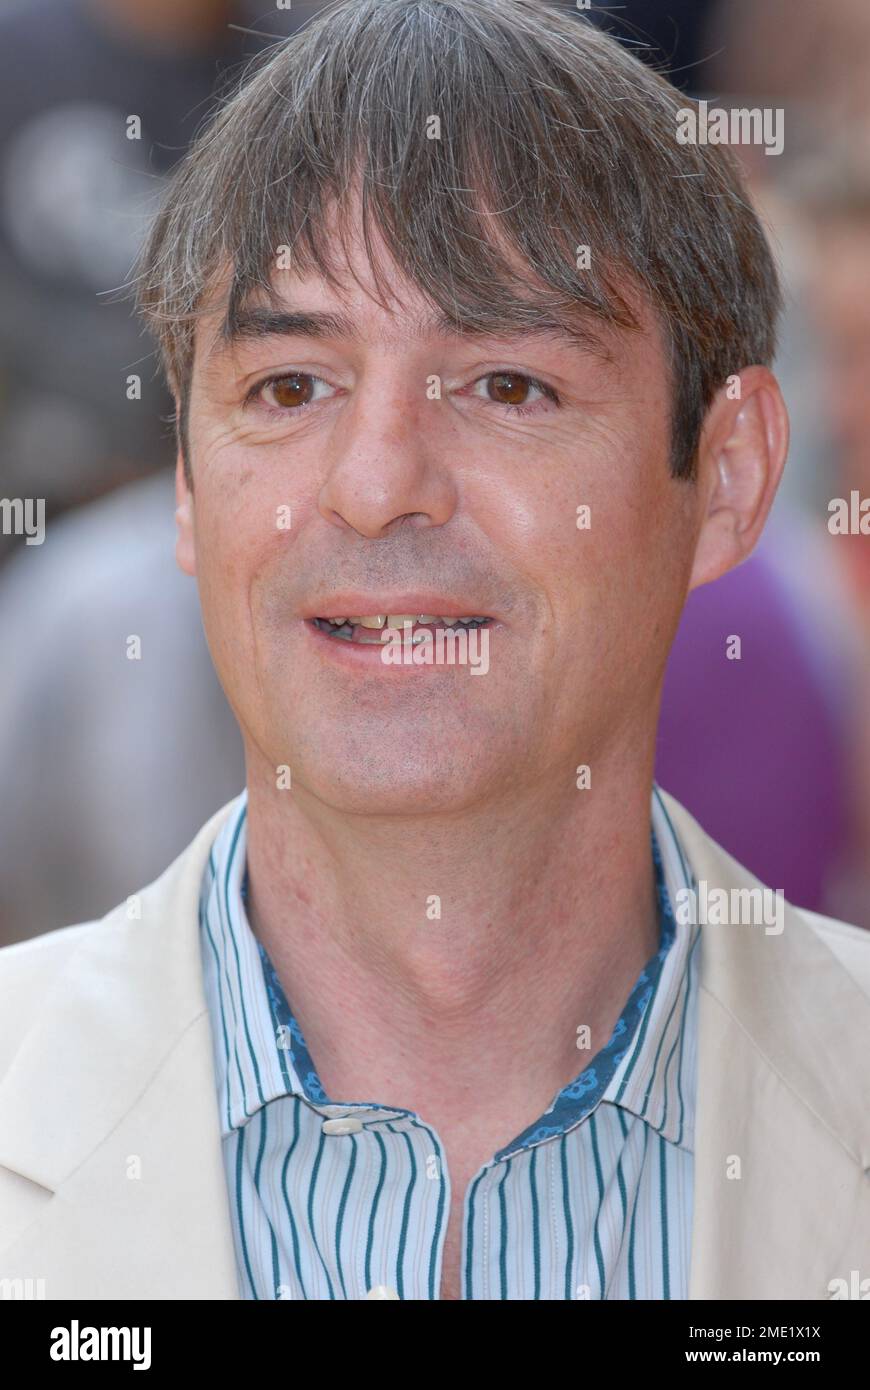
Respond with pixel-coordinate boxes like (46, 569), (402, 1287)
(487, 372), (533, 406)
(268, 374), (315, 408)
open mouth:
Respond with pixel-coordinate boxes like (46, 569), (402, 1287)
(310, 615), (493, 644)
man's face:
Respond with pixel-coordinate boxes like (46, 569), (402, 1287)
(178, 216), (700, 815)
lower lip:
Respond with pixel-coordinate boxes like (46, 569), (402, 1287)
(303, 618), (495, 669)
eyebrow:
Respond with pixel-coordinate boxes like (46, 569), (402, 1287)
(204, 304), (612, 365)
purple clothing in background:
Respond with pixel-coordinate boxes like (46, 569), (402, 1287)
(655, 541), (851, 914)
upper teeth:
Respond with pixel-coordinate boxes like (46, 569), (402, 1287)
(326, 614), (486, 627)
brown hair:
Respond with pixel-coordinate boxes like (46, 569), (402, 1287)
(129, 0), (782, 483)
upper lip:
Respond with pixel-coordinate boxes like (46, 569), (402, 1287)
(303, 594), (497, 620)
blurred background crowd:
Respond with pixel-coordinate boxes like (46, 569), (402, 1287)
(1, 0), (869, 943)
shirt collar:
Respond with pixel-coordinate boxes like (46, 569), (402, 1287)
(603, 787), (700, 1152)
(200, 785), (699, 1152)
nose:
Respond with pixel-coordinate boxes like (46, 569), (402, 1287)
(317, 379), (458, 538)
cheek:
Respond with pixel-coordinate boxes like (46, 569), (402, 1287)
(547, 469), (687, 676)
(501, 446), (666, 613)
(192, 477), (289, 659)
(195, 442), (300, 566)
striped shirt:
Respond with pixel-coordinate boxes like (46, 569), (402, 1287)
(199, 786), (700, 1300)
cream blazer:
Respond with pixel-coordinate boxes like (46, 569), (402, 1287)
(1, 791), (868, 1300)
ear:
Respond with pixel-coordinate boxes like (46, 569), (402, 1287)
(175, 447), (196, 577)
(688, 366), (790, 592)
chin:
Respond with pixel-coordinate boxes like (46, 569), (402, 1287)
(292, 741), (500, 817)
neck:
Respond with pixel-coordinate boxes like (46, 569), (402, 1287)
(243, 749), (660, 1143)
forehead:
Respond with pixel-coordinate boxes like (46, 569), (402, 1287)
(198, 298), (619, 371)
(194, 291), (664, 393)
(191, 211), (663, 381)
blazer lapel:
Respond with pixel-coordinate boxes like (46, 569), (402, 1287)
(658, 791), (870, 1300)
(3, 789), (869, 1299)
(0, 801), (242, 1299)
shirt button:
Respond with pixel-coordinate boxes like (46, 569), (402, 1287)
(366, 1286), (400, 1299)
(322, 1116), (364, 1135)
